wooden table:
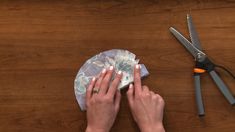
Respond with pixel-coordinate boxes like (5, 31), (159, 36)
(0, 0), (235, 132)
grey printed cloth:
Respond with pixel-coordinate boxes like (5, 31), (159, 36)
(74, 49), (149, 111)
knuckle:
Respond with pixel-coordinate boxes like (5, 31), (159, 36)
(134, 76), (140, 81)
(159, 99), (165, 106)
(134, 72), (140, 78)
(146, 93), (151, 97)
(155, 94), (161, 98)
(115, 73), (122, 79)
(153, 94), (165, 104)
(110, 77), (121, 87)
(158, 96), (165, 104)
(111, 80), (118, 87)
(102, 77), (109, 84)
(115, 77), (121, 84)
(142, 85), (148, 89)
(136, 93), (145, 99)
(152, 95), (158, 100)
(118, 75), (123, 80)
(140, 92), (148, 97)
(95, 81), (101, 87)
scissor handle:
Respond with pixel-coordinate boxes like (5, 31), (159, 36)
(194, 74), (205, 116)
(209, 70), (235, 105)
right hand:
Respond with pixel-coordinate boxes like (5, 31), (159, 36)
(127, 64), (165, 132)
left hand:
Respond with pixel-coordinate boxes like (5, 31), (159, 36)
(85, 66), (123, 132)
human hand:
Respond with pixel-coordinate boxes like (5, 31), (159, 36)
(85, 66), (122, 132)
(127, 64), (165, 132)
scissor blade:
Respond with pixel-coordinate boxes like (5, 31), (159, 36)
(187, 14), (202, 50)
(169, 27), (204, 58)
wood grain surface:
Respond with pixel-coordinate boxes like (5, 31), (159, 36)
(0, 0), (235, 132)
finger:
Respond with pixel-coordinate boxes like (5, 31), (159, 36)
(134, 64), (142, 94)
(154, 94), (165, 107)
(150, 91), (156, 100)
(150, 91), (155, 96)
(86, 77), (96, 102)
(142, 85), (149, 94)
(94, 68), (107, 93)
(127, 83), (134, 106)
(100, 66), (114, 95)
(108, 71), (122, 97)
(114, 90), (122, 111)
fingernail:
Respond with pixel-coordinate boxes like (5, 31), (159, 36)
(129, 83), (133, 89)
(102, 68), (106, 73)
(92, 77), (96, 81)
(109, 66), (114, 71)
(118, 71), (122, 75)
(135, 64), (139, 69)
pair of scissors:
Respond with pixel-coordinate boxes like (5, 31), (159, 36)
(169, 14), (235, 116)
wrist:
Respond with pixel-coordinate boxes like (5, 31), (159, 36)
(86, 126), (109, 132)
(140, 123), (165, 132)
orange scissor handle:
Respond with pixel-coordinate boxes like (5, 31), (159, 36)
(194, 68), (206, 73)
